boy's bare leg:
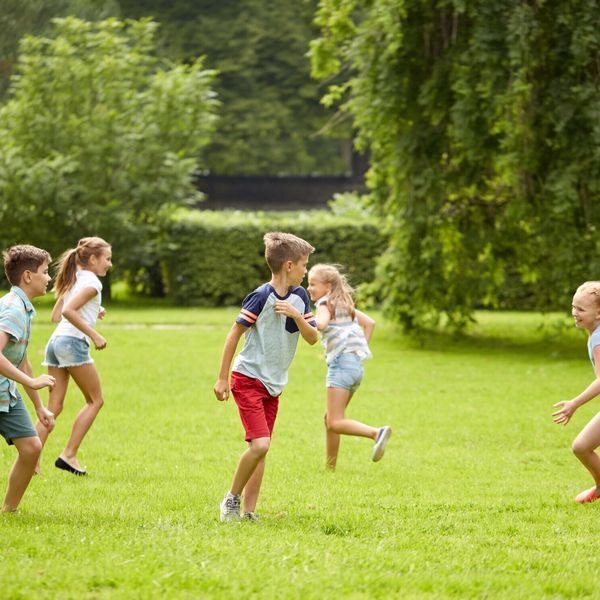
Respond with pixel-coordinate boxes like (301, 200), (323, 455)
(3, 436), (42, 512)
(572, 412), (600, 487)
(230, 437), (270, 497)
(243, 456), (266, 513)
(34, 367), (69, 472)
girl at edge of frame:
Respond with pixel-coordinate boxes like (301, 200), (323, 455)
(35, 237), (112, 476)
(307, 263), (392, 470)
(553, 280), (600, 503)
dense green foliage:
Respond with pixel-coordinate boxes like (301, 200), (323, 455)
(118, 0), (347, 175)
(159, 210), (384, 305)
(0, 0), (120, 98)
(0, 17), (217, 281)
(311, 0), (600, 330)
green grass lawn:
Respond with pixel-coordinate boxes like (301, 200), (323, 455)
(1, 304), (598, 598)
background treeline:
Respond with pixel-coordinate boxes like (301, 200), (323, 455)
(3, 1), (600, 330)
(311, 0), (600, 330)
(0, 0), (348, 176)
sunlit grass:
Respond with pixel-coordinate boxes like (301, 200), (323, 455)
(1, 305), (598, 598)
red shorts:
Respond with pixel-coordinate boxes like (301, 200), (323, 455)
(231, 371), (279, 442)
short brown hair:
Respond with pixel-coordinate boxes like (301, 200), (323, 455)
(3, 244), (51, 286)
(264, 232), (315, 273)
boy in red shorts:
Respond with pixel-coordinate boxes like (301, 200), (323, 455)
(213, 232), (317, 521)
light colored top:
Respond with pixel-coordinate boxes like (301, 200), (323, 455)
(588, 324), (600, 367)
(316, 295), (372, 365)
(233, 283), (316, 397)
(51, 270), (102, 342)
(0, 286), (35, 411)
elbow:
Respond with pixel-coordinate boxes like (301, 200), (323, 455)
(61, 308), (75, 322)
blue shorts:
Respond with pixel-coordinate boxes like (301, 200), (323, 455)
(43, 335), (93, 368)
(326, 353), (364, 392)
(0, 391), (37, 445)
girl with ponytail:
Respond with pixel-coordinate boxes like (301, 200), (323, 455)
(35, 237), (112, 476)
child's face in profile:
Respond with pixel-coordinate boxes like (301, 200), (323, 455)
(307, 272), (330, 302)
(572, 291), (600, 333)
(28, 260), (51, 298)
(287, 255), (310, 287)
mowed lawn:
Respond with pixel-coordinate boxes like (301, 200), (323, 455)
(1, 304), (599, 599)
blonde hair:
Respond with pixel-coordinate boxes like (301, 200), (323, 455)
(309, 263), (355, 319)
(263, 232), (315, 273)
(576, 281), (600, 308)
(53, 237), (111, 298)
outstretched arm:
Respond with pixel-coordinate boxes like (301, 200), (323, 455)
(553, 345), (600, 425)
(0, 333), (54, 391)
(214, 323), (246, 401)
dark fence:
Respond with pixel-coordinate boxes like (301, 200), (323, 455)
(194, 174), (366, 211)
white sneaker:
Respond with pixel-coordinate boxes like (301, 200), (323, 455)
(372, 426), (392, 462)
(220, 492), (241, 522)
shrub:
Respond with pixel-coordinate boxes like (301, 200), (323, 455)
(159, 210), (385, 306)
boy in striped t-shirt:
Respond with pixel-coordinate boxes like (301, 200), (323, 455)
(0, 245), (55, 511)
(214, 232), (317, 521)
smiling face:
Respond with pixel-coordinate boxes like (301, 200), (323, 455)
(307, 272), (331, 302)
(572, 290), (600, 333)
(89, 247), (112, 277)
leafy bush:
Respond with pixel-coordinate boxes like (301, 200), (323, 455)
(159, 210), (385, 306)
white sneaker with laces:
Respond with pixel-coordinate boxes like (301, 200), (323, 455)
(220, 492), (241, 522)
(372, 426), (392, 462)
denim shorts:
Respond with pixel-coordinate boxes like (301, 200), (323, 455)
(326, 352), (364, 392)
(43, 335), (93, 368)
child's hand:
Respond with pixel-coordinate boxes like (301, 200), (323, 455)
(92, 332), (107, 350)
(28, 374), (56, 390)
(553, 400), (577, 425)
(98, 306), (106, 320)
(36, 406), (55, 431)
(214, 379), (230, 401)
(274, 300), (301, 320)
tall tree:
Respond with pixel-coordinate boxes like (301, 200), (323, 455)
(311, 0), (600, 330)
(0, 17), (218, 284)
(0, 0), (120, 99)
(118, 0), (347, 175)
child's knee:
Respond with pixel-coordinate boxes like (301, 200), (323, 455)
(572, 438), (593, 457)
(250, 438), (270, 457)
(86, 395), (104, 410)
(19, 437), (42, 461)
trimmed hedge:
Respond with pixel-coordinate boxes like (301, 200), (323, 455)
(159, 210), (385, 306)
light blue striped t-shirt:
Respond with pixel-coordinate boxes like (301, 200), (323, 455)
(316, 295), (372, 365)
(588, 324), (600, 367)
(232, 283), (316, 397)
(0, 286), (35, 411)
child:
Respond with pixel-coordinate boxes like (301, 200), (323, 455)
(553, 281), (600, 503)
(213, 232), (318, 521)
(0, 245), (55, 511)
(35, 237), (112, 476)
(307, 263), (391, 470)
